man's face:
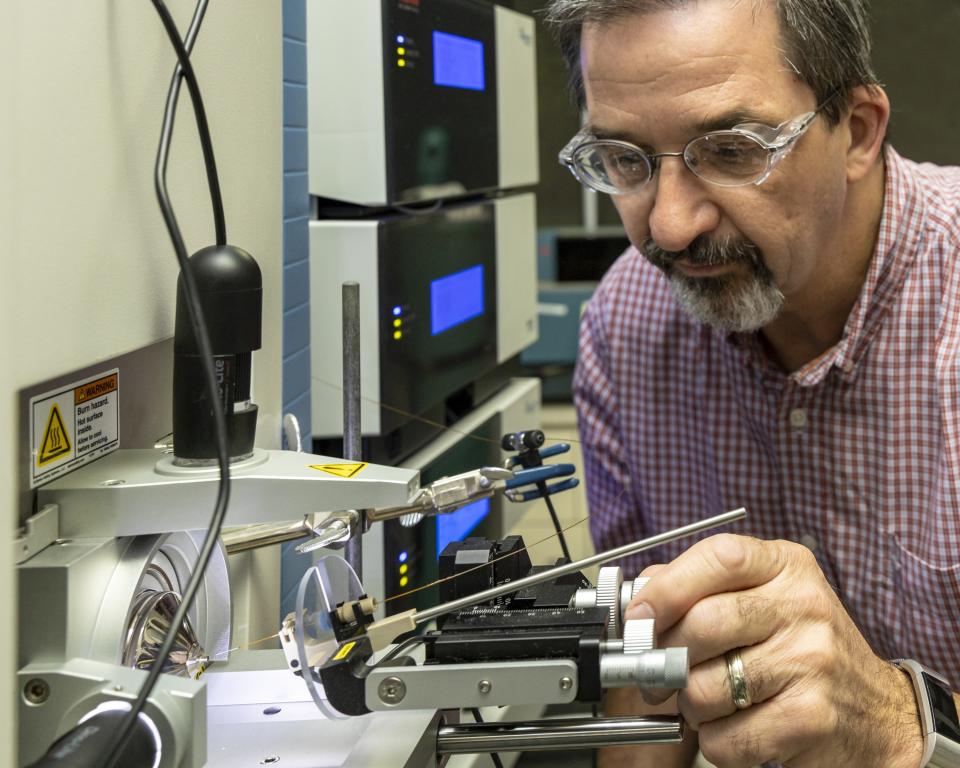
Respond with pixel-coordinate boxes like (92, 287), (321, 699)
(581, 0), (850, 331)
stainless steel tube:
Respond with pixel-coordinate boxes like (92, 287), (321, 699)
(414, 508), (746, 625)
(222, 519), (313, 554)
(342, 281), (364, 578)
(436, 716), (684, 754)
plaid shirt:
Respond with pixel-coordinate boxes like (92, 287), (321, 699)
(574, 146), (960, 687)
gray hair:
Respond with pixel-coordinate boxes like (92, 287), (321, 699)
(543, 0), (879, 125)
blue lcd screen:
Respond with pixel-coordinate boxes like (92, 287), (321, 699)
(433, 31), (485, 91)
(431, 265), (485, 335)
(436, 497), (491, 557)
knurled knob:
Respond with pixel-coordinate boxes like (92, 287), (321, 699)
(621, 618), (656, 654)
(620, 576), (651, 614)
(571, 588), (597, 609)
(595, 566), (624, 640)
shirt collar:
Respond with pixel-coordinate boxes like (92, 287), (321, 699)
(728, 145), (926, 387)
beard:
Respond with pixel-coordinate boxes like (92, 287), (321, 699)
(641, 235), (784, 332)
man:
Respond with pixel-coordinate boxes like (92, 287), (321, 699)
(545, 0), (960, 766)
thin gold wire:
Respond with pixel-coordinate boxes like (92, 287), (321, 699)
(213, 631), (281, 658)
(300, 375), (617, 617)
(210, 376), (617, 654)
(380, 486), (627, 604)
(310, 376), (583, 446)
(381, 513), (591, 604)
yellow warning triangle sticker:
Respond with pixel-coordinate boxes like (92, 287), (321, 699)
(38, 404), (72, 467)
(308, 462), (368, 479)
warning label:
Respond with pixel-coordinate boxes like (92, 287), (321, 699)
(308, 462), (368, 479)
(30, 370), (120, 488)
(38, 404), (72, 465)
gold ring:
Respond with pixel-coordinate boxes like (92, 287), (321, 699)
(725, 648), (752, 709)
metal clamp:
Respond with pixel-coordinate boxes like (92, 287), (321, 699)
(366, 659), (579, 710)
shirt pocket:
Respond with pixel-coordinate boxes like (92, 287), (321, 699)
(892, 537), (960, 685)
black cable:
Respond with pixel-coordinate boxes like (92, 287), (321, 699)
(469, 709), (505, 768)
(157, 0), (226, 246)
(101, 1), (231, 765)
(539, 481), (572, 562)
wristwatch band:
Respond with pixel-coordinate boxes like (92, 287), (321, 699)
(892, 659), (960, 767)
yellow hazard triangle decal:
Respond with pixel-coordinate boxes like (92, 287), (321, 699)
(38, 404), (71, 466)
(308, 462), (368, 479)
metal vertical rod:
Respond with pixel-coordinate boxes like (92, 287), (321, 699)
(582, 185), (599, 233)
(342, 281), (363, 579)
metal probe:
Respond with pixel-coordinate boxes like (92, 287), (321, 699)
(415, 507), (745, 624)
(363, 508), (747, 648)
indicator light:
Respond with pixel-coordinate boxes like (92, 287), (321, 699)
(396, 35), (405, 44)
(394, 331), (402, 340)
(398, 59), (406, 68)
(397, 47), (406, 56)
(399, 576), (409, 588)
(399, 564), (408, 575)
(393, 318), (402, 328)
(392, 306), (402, 316)
(399, 551), (408, 563)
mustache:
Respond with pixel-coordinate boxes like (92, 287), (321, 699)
(641, 236), (764, 272)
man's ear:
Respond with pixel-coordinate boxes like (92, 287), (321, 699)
(844, 85), (890, 183)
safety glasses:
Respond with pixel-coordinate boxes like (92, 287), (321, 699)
(559, 109), (821, 194)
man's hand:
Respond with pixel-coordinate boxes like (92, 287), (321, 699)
(625, 534), (924, 768)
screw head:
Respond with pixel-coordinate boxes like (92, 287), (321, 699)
(378, 676), (407, 704)
(477, 680), (492, 695)
(559, 676), (573, 691)
(24, 678), (50, 705)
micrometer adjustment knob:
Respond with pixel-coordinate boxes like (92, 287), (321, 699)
(595, 566), (624, 640)
(621, 619), (656, 654)
(571, 588), (597, 609)
(620, 576), (651, 615)
(600, 648), (689, 690)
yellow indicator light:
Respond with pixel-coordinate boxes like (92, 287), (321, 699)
(399, 564), (408, 575)
(397, 47), (406, 55)
(399, 576), (409, 588)
(397, 59), (406, 68)
(393, 330), (403, 340)
(393, 318), (402, 328)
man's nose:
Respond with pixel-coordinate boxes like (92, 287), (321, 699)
(647, 158), (720, 253)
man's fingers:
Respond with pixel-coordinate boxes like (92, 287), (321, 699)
(678, 642), (783, 729)
(696, 699), (789, 767)
(656, 588), (779, 666)
(696, 691), (828, 768)
(624, 534), (788, 633)
(638, 563), (667, 578)
(638, 590), (774, 709)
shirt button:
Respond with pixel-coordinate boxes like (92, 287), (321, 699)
(800, 534), (819, 552)
(789, 408), (808, 429)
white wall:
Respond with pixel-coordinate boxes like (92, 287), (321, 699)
(1, 1), (283, 762)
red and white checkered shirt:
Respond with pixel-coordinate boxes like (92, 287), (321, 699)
(574, 146), (960, 686)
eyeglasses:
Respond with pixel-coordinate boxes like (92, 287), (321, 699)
(559, 109), (821, 195)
